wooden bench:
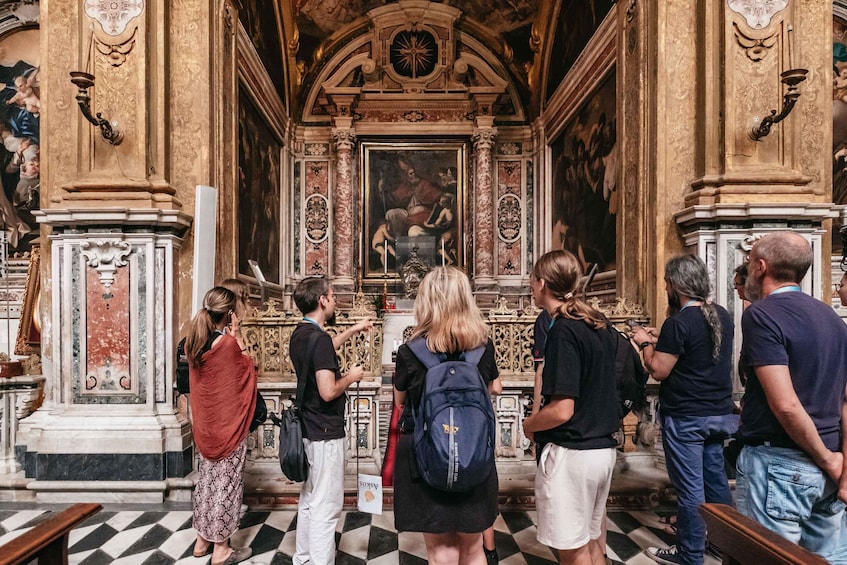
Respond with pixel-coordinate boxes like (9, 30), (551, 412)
(0, 503), (102, 565)
(700, 503), (828, 565)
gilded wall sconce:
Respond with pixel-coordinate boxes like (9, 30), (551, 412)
(69, 70), (124, 145)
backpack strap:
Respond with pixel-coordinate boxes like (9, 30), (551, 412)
(293, 330), (323, 409)
(408, 337), (487, 367)
(407, 337), (444, 368)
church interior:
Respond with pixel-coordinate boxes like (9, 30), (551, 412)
(0, 0), (844, 562)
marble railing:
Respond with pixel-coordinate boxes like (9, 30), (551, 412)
(239, 296), (654, 473)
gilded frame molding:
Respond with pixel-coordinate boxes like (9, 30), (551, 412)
(15, 244), (40, 356)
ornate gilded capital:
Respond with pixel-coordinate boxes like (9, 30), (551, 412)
(332, 128), (356, 151)
(473, 127), (498, 151)
(80, 240), (132, 288)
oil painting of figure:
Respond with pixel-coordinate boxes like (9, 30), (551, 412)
(550, 71), (617, 273)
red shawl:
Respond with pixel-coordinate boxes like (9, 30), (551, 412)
(189, 333), (257, 461)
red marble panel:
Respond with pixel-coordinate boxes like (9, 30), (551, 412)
(85, 267), (132, 393)
(497, 161), (522, 197)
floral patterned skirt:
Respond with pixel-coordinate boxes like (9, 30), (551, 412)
(193, 439), (247, 542)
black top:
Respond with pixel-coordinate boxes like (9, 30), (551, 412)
(535, 316), (619, 450)
(532, 310), (554, 367)
(289, 321), (346, 440)
(655, 305), (735, 417)
(740, 291), (847, 451)
(394, 339), (498, 432)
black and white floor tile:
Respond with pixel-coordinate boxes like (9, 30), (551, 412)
(0, 505), (719, 564)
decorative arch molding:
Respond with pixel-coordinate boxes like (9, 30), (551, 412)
(836, 0), (847, 23)
(299, 0), (526, 127)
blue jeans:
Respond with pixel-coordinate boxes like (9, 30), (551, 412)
(661, 412), (738, 565)
(736, 445), (847, 563)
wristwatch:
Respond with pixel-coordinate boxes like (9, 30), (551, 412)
(638, 341), (654, 351)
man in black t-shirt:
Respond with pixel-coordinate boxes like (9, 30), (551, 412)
(737, 232), (847, 562)
(290, 277), (373, 565)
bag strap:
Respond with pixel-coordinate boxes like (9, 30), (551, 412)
(293, 329), (323, 409)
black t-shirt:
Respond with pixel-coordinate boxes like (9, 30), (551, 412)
(290, 321), (346, 440)
(740, 291), (847, 451)
(394, 339), (498, 432)
(655, 305), (735, 417)
(535, 316), (619, 450)
(533, 310), (554, 367)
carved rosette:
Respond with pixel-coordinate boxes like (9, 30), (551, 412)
(473, 127), (498, 278)
(80, 240), (132, 288)
(332, 128), (356, 277)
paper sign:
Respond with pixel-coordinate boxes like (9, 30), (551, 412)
(357, 473), (383, 515)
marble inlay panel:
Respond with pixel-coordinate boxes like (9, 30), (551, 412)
(137, 248), (148, 403)
(526, 160), (534, 269)
(497, 161), (522, 275)
(154, 247), (165, 403)
(85, 264), (132, 395)
(304, 160), (329, 275)
(294, 161), (302, 273)
(71, 246), (82, 404)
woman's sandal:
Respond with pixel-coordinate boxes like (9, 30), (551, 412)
(193, 543), (213, 557)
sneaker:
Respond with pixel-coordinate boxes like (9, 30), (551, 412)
(484, 546), (498, 565)
(646, 545), (684, 565)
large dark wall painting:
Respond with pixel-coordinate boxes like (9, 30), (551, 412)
(550, 70), (617, 273)
(833, 15), (847, 251)
(0, 25), (39, 254)
(363, 143), (466, 278)
(238, 87), (282, 284)
(238, 0), (287, 110)
(545, 0), (615, 102)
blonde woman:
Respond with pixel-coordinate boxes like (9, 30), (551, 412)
(523, 250), (619, 565)
(393, 266), (502, 565)
(187, 287), (255, 565)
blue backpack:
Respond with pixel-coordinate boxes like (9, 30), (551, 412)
(407, 338), (496, 492)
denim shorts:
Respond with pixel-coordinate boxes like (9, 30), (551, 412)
(736, 445), (847, 563)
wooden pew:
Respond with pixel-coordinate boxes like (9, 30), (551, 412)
(700, 503), (828, 565)
(0, 503), (102, 565)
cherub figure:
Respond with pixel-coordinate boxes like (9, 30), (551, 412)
(835, 66), (847, 103)
(371, 219), (396, 267)
(6, 70), (40, 114)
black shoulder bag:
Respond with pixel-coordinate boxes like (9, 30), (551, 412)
(270, 332), (318, 482)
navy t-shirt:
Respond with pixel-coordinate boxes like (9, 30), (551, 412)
(655, 305), (735, 417)
(290, 322), (346, 441)
(739, 291), (847, 451)
(535, 316), (619, 450)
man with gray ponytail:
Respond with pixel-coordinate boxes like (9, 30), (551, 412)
(736, 232), (847, 562)
(632, 254), (737, 565)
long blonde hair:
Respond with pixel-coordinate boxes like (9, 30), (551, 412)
(532, 250), (606, 330)
(184, 287), (236, 367)
(411, 266), (489, 353)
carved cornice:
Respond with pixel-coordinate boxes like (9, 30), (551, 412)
(80, 239), (132, 288)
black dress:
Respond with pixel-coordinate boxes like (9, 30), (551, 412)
(393, 339), (499, 533)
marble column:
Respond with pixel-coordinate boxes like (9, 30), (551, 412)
(472, 124), (497, 290)
(332, 126), (356, 292)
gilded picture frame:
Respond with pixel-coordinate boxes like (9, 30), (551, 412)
(362, 142), (467, 278)
(15, 244), (40, 356)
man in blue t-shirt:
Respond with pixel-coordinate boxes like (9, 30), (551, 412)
(738, 232), (847, 562)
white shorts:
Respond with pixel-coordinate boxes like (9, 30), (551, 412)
(535, 443), (616, 550)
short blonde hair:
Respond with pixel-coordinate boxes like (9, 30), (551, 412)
(411, 266), (489, 353)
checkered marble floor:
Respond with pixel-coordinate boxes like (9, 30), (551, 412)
(0, 504), (720, 564)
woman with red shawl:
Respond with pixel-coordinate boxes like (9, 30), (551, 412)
(186, 287), (256, 565)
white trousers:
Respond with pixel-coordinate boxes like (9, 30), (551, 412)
(293, 437), (345, 565)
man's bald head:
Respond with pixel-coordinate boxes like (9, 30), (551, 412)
(750, 232), (812, 284)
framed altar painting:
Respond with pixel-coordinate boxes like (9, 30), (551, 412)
(361, 142), (467, 278)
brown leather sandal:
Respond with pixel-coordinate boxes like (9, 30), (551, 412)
(212, 546), (252, 565)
